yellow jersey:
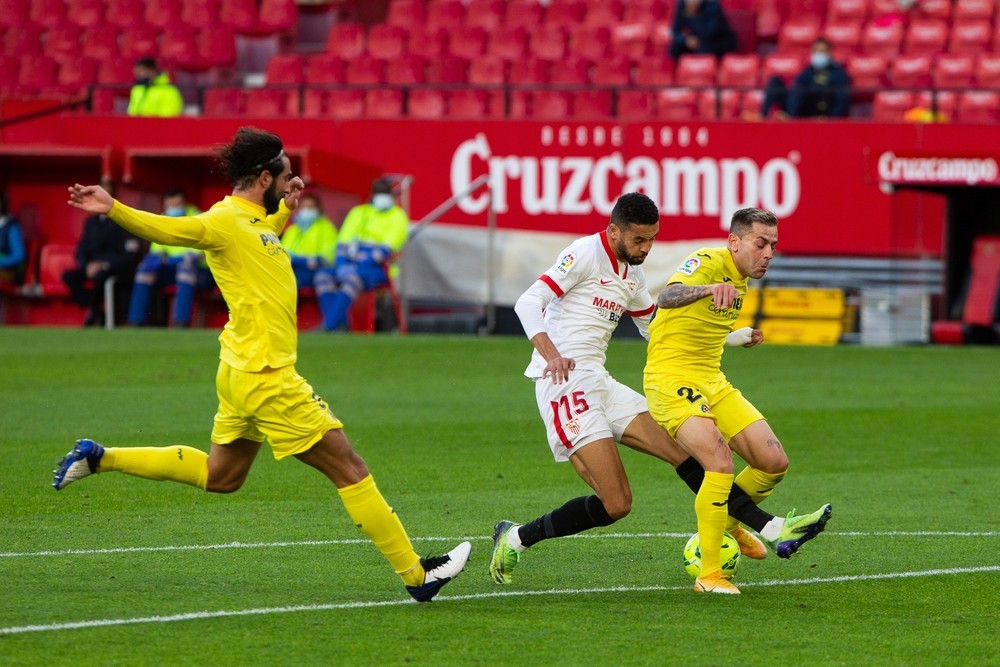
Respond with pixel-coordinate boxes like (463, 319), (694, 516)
(109, 195), (297, 372)
(645, 246), (748, 374)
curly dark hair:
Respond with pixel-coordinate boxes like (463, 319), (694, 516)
(610, 192), (660, 230)
(214, 127), (285, 190)
(729, 208), (777, 237)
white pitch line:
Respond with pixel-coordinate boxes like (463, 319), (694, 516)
(2, 530), (998, 559)
(2, 565), (998, 636)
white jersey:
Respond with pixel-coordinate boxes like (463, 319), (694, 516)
(516, 231), (655, 379)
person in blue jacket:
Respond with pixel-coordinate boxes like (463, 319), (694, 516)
(760, 38), (852, 119)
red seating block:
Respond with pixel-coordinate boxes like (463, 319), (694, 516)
(824, 21), (862, 60)
(778, 18), (822, 55)
(448, 88), (490, 118)
(957, 90), (1000, 122)
(408, 88), (447, 119)
(245, 88), (298, 116)
(912, 0), (951, 21)
(718, 53), (760, 88)
(121, 26), (160, 61)
(265, 54), (305, 85)
(675, 54), (717, 87)
(634, 56), (673, 87)
(549, 56), (590, 85)
(889, 54), (932, 89)
(345, 55), (384, 85)
(180, 0), (219, 29)
(406, 26), (447, 60)
(202, 88), (244, 115)
(325, 89), (366, 118)
(610, 23), (651, 59)
(656, 88), (697, 120)
(2, 23), (42, 56)
(953, 0), (996, 22)
(872, 90), (915, 121)
(486, 26), (528, 60)
(0, 0), (30, 28)
(448, 25), (487, 59)
(468, 55), (506, 85)
(571, 89), (612, 118)
(364, 88), (404, 119)
(933, 54), (975, 89)
(465, 0), (505, 31)
(145, 0), (182, 29)
(974, 54), (1000, 88)
(529, 25), (568, 61)
(509, 58), (549, 85)
(847, 53), (889, 91)
(827, 0), (869, 23)
(386, 0), (425, 27)
(426, 0), (465, 31)
(504, 0), (543, 29)
(584, 1), (624, 26)
(698, 89), (742, 119)
(949, 20), (992, 54)
(68, 0), (106, 27)
(16, 54), (58, 94)
(384, 54), (426, 85)
(43, 28), (80, 60)
(326, 23), (366, 60)
(367, 24), (407, 60)
(568, 25), (610, 61)
(305, 54), (346, 85)
(862, 22), (904, 58)
(591, 55), (631, 87)
(82, 26), (121, 62)
(904, 19), (948, 55)
(530, 90), (572, 117)
(39, 244), (76, 298)
(617, 89), (655, 120)
(426, 57), (468, 84)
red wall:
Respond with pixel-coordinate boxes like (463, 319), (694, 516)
(5, 113), (995, 257)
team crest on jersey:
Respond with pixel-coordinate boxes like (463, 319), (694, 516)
(626, 280), (636, 293)
(555, 252), (576, 276)
(677, 256), (701, 276)
(564, 418), (581, 436)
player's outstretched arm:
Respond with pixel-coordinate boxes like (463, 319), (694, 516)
(657, 282), (739, 309)
(67, 184), (113, 215)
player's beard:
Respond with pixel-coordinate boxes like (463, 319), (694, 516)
(262, 180), (282, 215)
(614, 238), (647, 265)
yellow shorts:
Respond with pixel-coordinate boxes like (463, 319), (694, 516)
(643, 370), (764, 440)
(211, 361), (343, 460)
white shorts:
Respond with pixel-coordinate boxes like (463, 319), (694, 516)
(533, 369), (648, 462)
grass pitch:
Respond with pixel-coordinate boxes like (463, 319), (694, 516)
(1, 328), (998, 666)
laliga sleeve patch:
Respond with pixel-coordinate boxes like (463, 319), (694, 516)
(554, 251), (576, 276)
(676, 256), (701, 276)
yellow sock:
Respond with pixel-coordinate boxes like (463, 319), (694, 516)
(98, 446), (208, 490)
(695, 471), (734, 576)
(726, 467), (787, 533)
(338, 474), (423, 586)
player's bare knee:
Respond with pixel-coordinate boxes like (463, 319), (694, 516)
(603, 495), (632, 521)
(206, 476), (244, 493)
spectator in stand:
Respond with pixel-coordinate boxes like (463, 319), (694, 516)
(281, 193), (339, 291)
(756, 38), (851, 120)
(63, 180), (144, 326)
(669, 0), (738, 60)
(126, 188), (213, 327)
(315, 178), (408, 332)
(0, 189), (27, 286)
(127, 58), (184, 117)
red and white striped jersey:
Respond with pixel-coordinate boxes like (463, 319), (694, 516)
(516, 231), (656, 378)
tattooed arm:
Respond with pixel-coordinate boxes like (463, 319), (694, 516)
(657, 282), (740, 309)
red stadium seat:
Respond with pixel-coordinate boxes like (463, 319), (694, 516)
(778, 18), (822, 56)
(30, 0), (69, 28)
(464, 0), (505, 31)
(862, 22), (904, 58)
(426, 0), (466, 31)
(889, 54), (932, 89)
(617, 89), (656, 120)
(265, 54), (305, 85)
(650, 21), (672, 54)
(426, 56), (468, 84)
(245, 88), (298, 116)
(345, 56), (385, 85)
(591, 55), (631, 87)
(509, 58), (550, 85)
(728, 8), (758, 54)
(0, 0), (30, 28)
(718, 53), (760, 88)
(39, 244), (76, 298)
(656, 88), (697, 120)
(623, 0), (667, 23)
(974, 54), (1000, 89)
(196, 26), (236, 69)
(610, 23), (651, 60)
(953, 0), (996, 22)
(568, 25), (610, 61)
(367, 25), (407, 60)
(785, 0), (827, 22)
(364, 88), (404, 119)
(121, 26), (160, 61)
(529, 90), (572, 117)
(407, 88), (447, 119)
(42, 28), (80, 60)
(546, 0), (586, 27)
(872, 90), (915, 121)
(2, 23), (42, 56)
(56, 56), (98, 96)
(159, 26), (199, 71)
(301, 89), (325, 117)
(97, 59), (135, 85)
(957, 90), (1000, 122)
(912, 0), (951, 21)
(326, 23), (366, 60)
(529, 25), (568, 61)
(386, 0), (425, 27)
(549, 57), (590, 85)
(16, 54), (58, 94)
(933, 54), (975, 89)
(948, 20), (992, 54)
(81, 26), (121, 62)
(254, 0), (297, 36)
(571, 89), (612, 118)
(824, 22), (862, 60)
(305, 53), (346, 85)
(105, 0), (145, 29)
(325, 89), (365, 119)
(406, 26), (448, 60)
(180, 0), (219, 29)
(202, 88), (244, 116)
(915, 89), (957, 119)
(698, 89), (742, 119)
(468, 55), (507, 85)
(384, 54), (426, 85)
(741, 88), (765, 116)
(0, 55), (17, 95)
(763, 52), (806, 84)
(67, 0), (105, 28)
(584, 1), (624, 26)
(144, 0), (182, 29)
(633, 56), (674, 87)
(826, 0), (869, 23)
(486, 26), (528, 60)
(846, 53), (889, 92)
(218, 0), (257, 33)
(675, 54), (717, 88)
(448, 88), (490, 118)
(504, 0), (543, 29)
(448, 26), (487, 59)
(904, 19), (948, 56)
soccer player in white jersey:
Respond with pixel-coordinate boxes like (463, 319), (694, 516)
(489, 193), (830, 589)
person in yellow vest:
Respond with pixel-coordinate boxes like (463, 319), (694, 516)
(315, 178), (408, 332)
(126, 188), (212, 326)
(127, 58), (184, 117)
(280, 193), (338, 291)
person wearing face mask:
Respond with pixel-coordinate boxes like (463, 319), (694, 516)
(314, 178), (409, 332)
(757, 38), (851, 120)
(127, 57), (184, 117)
(280, 194), (338, 292)
(126, 188), (210, 327)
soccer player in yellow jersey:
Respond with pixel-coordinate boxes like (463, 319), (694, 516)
(644, 207), (832, 595)
(53, 127), (470, 602)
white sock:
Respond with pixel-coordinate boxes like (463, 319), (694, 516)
(507, 525), (527, 552)
(760, 517), (784, 541)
